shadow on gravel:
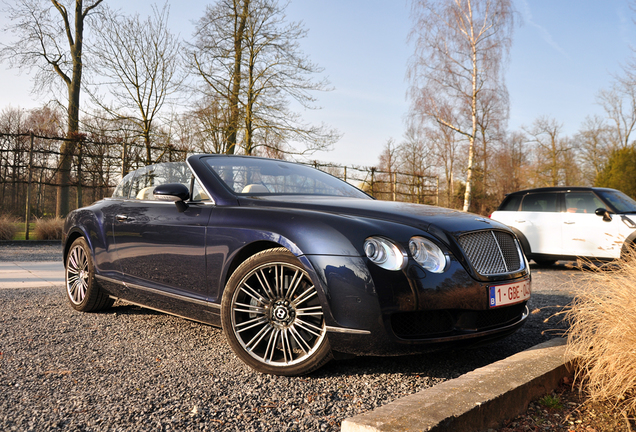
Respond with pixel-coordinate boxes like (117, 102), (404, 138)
(531, 259), (621, 272)
(109, 302), (164, 317)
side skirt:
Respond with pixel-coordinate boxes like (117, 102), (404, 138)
(95, 274), (221, 327)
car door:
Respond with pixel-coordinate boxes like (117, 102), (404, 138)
(561, 191), (621, 259)
(516, 192), (562, 255)
(111, 163), (213, 306)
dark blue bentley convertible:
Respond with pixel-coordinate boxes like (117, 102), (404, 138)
(63, 154), (531, 375)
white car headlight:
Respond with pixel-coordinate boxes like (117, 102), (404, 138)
(364, 237), (407, 271)
(409, 236), (447, 273)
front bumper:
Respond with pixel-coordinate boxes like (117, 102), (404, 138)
(305, 254), (531, 356)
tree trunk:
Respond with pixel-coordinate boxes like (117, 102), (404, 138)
(226, 0), (249, 154)
(463, 27), (478, 213)
(55, 0), (89, 217)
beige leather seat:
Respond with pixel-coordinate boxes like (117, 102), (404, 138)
(193, 190), (210, 200)
(136, 186), (155, 200)
(241, 184), (270, 193)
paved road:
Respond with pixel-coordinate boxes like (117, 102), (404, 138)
(0, 261), (64, 288)
(0, 243), (586, 431)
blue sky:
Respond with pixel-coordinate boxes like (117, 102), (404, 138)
(1, 0), (635, 167)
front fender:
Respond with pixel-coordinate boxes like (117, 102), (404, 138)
(63, 203), (119, 275)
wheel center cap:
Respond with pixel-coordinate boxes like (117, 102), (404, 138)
(274, 306), (288, 320)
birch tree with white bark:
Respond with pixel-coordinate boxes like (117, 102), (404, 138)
(408, 0), (514, 211)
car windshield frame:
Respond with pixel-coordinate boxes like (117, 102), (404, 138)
(596, 189), (636, 213)
(202, 156), (371, 199)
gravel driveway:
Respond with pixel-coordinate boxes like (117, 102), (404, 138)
(0, 243), (582, 431)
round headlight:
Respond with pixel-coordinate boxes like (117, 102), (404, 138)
(409, 236), (447, 273)
(364, 237), (406, 271)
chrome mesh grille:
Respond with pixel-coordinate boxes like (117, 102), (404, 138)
(457, 230), (522, 276)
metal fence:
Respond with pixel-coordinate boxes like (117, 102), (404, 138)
(1, 132), (440, 222)
(304, 161), (439, 204)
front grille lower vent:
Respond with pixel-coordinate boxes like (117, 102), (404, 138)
(391, 303), (526, 339)
(457, 230), (522, 276)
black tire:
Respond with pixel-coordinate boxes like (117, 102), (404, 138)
(65, 237), (114, 312)
(533, 259), (556, 267)
(621, 241), (636, 260)
(221, 248), (332, 376)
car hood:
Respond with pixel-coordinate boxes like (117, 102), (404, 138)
(237, 196), (507, 235)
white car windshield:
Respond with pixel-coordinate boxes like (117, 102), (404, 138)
(597, 189), (636, 213)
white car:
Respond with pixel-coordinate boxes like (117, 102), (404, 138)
(490, 187), (636, 265)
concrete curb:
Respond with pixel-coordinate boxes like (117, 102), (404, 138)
(341, 338), (572, 432)
(0, 240), (62, 245)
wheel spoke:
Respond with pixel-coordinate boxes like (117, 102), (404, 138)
(68, 249), (79, 272)
(288, 326), (311, 354)
(291, 285), (318, 307)
(236, 316), (269, 333)
(232, 301), (266, 315)
(240, 283), (269, 305)
(78, 280), (87, 301)
(275, 265), (282, 298)
(294, 317), (324, 338)
(77, 247), (86, 270)
(245, 322), (273, 351)
(256, 270), (276, 301)
(264, 328), (280, 363)
(69, 279), (79, 302)
(283, 270), (302, 300)
(73, 278), (84, 303)
(281, 329), (294, 363)
(295, 305), (324, 317)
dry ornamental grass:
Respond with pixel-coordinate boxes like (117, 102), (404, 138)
(0, 215), (18, 240)
(566, 254), (636, 425)
(34, 217), (64, 240)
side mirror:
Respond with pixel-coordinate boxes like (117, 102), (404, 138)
(594, 207), (612, 222)
(153, 183), (190, 212)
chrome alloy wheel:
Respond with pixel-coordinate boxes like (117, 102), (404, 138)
(66, 244), (90, 305)
(230, 261), (327, 367)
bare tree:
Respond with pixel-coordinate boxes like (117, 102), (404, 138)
(474, 86), (508, 212)
(190, 0), (338, 156)
(399, 127), (434, 203)
(408, 0), (514, 212)
(1, 0), (104, 216)
(0, 104), (66, 218)
(190, 96), (232, 154)
(524, 116), (574, 187)
(491, 130), (529, 197)
(576, 115), (613, 184)
(376, 139), (400, 201)
(597, 80), (636, 150)
(190, 0), (250, 155)
(241, 0), (336, 155)
(423, 120), (459, 207)
(87, 3), (183, 165)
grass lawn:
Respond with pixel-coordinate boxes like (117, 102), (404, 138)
(11, 222), (37, 240)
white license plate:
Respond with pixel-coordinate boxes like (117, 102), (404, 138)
(489, 279), (531, 308)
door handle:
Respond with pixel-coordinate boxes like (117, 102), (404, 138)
(116, 214), (129, 221)
(514, 220), (525, 223)
(564, 221), (575, 224)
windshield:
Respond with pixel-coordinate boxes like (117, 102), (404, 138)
(203, 157), (370, 199)
(596, 189), (636, 213)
